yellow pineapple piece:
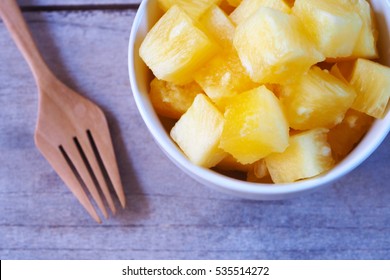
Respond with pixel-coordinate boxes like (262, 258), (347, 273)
(170, 94), (227, 168)
(230, 0), (291, 25)
(292, 0), (362, 59)
(139, 5), (218, 85)
(227, 0), (242, 7)
(349, 0), (378, 58)
(246, 159), (273, 183)
(330, 62), (355, 82)
(233, 7), (324, 84)
(329, 64), (345, 81)
(350, 59), (390, 119)
(149, 78), (203, 119)
(280, 66), (356, 130)
(265, 128), (334, 183)
(216, 154), (253, 172)
(194, 50), (259, 110)
(253, 159), (270, 179)
(220, 85), (289, 164)
(328, 109), (374, 161)
(247, 171), (273, 183)
(199, 5), (235, 48)
(218, 0), (236, 14)
(157, 0), (222, 20)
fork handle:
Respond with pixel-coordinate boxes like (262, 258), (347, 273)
(0, 0), (53, 87)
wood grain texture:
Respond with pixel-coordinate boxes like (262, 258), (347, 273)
(1, 0), (126, 223)
(1, 9), (390, 260)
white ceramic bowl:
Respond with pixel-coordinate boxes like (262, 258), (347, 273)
(129, 0), (390, 200)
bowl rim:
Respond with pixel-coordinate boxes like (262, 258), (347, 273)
(128, 0), (390, 199)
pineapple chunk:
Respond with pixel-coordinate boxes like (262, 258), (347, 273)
(170, 94), (227, 167)
(328, 109), (374, 161)
(199, 5), (235, 48)
(230, 0), (291, 25)
(293, 0), (362, 59)
(253, 159), (270, 179)
(227, 0), (242, 7)
(246, 159), (273, 183)
(280, 66), (356, 130)
(247, 171), (273, 183)
(149, 78), (203, 119)
(139, 5), (218, 84)
(350, 59), (390, 118)
(330, 62), (355, 82)
(216, 154), (253, 172)
(265, 128), (334, 183)
(219, 0), (236, 14)
(194, 50), (259, 110)
(157, 0), (222, 20)
(349, 0), (378, 58)
(233, 7), (324, 84)
(220, 85), (289, 164)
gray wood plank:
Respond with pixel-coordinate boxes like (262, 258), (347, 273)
(0, 10), (390, 260)
(2, 224), (390, 259)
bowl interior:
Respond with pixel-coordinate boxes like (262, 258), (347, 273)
(129, 0), (390, 199)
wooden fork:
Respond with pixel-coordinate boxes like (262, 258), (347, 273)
(0, 0), (126, 223)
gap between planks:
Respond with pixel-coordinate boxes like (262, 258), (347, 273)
(20, 4), (139, 12)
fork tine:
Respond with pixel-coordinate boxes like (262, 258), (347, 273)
(78, 132), (117, 215)
(35, 134), (101, 223)
(62, 139), (109, 219)
(89, 128), (126, 208)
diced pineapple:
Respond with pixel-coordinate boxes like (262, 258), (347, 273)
(139, 5), (218, 85)
(157, 0), (222, 20)
(337, 60), (357, 79)
(220, 85), (289, 164)
(328, 109), (374, 161)
(265, 128), (334, 183)
(253, 159), (270, 179)
(194, 50), (259, 110)
(230, 0), (291, 25)
(329, 64), (345, 81)
(216, 154), (253, 172)
(349, 0), (378, 58)
(149, 78), (203, 119)
(227, 0), (242, 7)
(219, 0), (236, 14)
(292, 0), (362, 58)
(170, 94), (227, 167)
(199, 5), (235, 48)
(330, 62), (355, 82)
(233, 7), (324, 84)
(247, 170), (273, 183)
(280, 66), (356, 130)
(246, 159), (273, 183)
(350, 59), (390, 118)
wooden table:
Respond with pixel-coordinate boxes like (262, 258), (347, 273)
(1, 0), (389, 260)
